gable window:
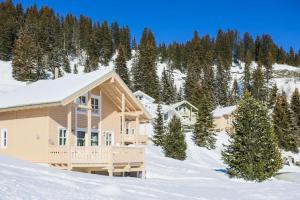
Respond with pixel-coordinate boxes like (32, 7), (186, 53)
(0, 129), (8, 148)
(76, 95), (87, 113)
(58, 128), (67, 146)
(91, 96), (100, 115)
(91, 131), (99, 146)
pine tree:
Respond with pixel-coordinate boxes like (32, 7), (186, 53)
(243, 50), (252, 92)
(268, 84), (278, 108)
(273, 95), (299, 153)
(152, 103), (165, 146)
(115, 45), (130, 86)
(252, 65), (266, 102)
(192, 82), (216, 149)
(161, 68), (176, 104)
(290, 88), (300, 145)
(62, 50), (71, 73)
(222, 92), (282, 182)
(163, 116), (187, 160)
(100, 21), (113, 65)
(12, 29), (43, 81)
(230, 79), (240, 105)
(216, 60), (230, 106)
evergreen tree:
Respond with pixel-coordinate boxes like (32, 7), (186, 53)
(273, 95), (299, 153)
(133, 28), (160, 100)
(115, 45), (130, 86)
(230, 79), (240, 105)
(99, 21), (113, 65)
(62, 50), (71, 73)
(290, 88), (300, 145)
(12, 29), (43, 81)
(222, 92), (282, 182)
(252, 65), (266, 102)
(243, 50), (252, 92)
(163, 116), (187, 160)
(192, 82), (216, 149)
(268, 84), (278, 108)
(161, 68), (176, 104)
(216, 60), (230, 106)
(152, 103), (165, 146)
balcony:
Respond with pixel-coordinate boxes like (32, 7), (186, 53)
(123, 134), (148, 144)
(48, 146), (145, 168)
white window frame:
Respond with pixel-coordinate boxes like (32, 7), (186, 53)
(58, 127), (67, 147)
(91, 129), (99, 146)
(76, 95), (88, 115)
(0, 128), (8, 148)
(76, 128), (86, 147)
(104, 131), (114, 146)
(91, 95), (100, 116)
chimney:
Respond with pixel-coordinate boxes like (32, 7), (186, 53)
(54, 67), (59, 79)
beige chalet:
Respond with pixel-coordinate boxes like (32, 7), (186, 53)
(0, 68), (151, 177)
(212, 106), (236, 134)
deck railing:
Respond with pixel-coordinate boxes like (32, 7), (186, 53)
(48, 146), (145, 165)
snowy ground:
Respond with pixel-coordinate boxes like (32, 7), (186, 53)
(1, 132), (300, 200)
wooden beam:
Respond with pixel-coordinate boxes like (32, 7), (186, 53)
(67, 104), (72, 170)
(101, 87), (122, 111)
(121, 93), (125, 145)
(135, 116), (139, 144)
(113, 84), (136, 111)
(98, 88), (102, 145)
(87, 92), (92, 147)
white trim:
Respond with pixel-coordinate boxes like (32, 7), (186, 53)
(58, 127), (67, 147)
(0, 128), (8, 149)
(104, 131), (114, 146)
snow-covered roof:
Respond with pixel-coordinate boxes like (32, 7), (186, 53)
(0, 67), (114, 110)
(212, 106), (236, 118)
(134, 90), (155, 103)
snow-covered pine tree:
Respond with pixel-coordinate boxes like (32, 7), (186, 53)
(268, 84), (278, 108)
(115, 45), (130, 86)
(163, 116), (187, 160)
(222, 91), (282, 182)
(243, 50), (252, 92)
(230, 79), (240, 105)
(152, 103), (165, 147)
(62, 50), (71, 73)
(273, 95), (299, 153)
(192, 82), (216, 149)
(290, 88), (300, 146)
(252, 64), (266, 102)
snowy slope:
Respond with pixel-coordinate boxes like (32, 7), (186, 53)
(0, 61), (25, 94)
(1, 133), (300, 200)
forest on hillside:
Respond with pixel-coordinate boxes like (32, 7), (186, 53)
(1, 0), (300, 106)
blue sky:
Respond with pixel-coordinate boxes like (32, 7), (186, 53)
(13, 0), (300, 51)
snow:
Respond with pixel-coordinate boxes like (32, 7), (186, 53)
(212, 106), (236, 118)
(1, 132), (300, 200)
(0, 67), (114, 109)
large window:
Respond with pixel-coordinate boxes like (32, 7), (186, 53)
(77, 131), (86, 146)
(58, 128), (67, 146)
(91, 96), (100, 115)
(91, 132), (99, 146)
(0, 128), (7, 148)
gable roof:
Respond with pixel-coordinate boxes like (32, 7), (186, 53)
(0, 68), (151, 120)
(212, 106), (236, 118)
(133, 90), (155, 103)
(170, 100), (198, 111)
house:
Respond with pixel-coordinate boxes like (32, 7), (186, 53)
(134, 91), (198, 132)
(212, 106), (236, 134)
(0, 68), (151, 177)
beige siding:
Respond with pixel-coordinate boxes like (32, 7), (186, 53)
(0, 108), (49, 163)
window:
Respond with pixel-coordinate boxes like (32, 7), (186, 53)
(91, 132), (99, 146)
(76, 95), (87, 113)
(126, 122), (130, 134)
(164, 113), (168, 121)
(58, 128), (67, 146)
(91, 97), (100, 115)
(0, 129), (7, 148)
(77, 131), (86, 146)
(105, 132), (113, 146)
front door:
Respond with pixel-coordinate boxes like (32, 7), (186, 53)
(104, 131), (114, 146)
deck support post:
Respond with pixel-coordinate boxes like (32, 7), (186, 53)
(87, 91), (92, 147)
(67, 104), (72, 170)
(98, 88), (102, 145)
(121, 93), (125, 145)
(135, 116), (139, 144)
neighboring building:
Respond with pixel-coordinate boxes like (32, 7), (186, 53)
(212, 106), (236, 134)
(134, 91), (198, 132)
(0, 68), (151, 177)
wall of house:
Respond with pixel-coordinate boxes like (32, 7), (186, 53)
(0, 108), (50, 163)
(213, 115), (234, 133)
